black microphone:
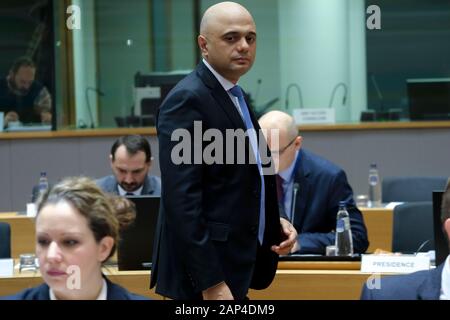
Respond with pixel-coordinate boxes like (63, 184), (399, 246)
(85, 87), (105, 129)
(328, 82), (348, 108)
(254, 78), (262, 106)
(291, 183), (300, 226)
(285, 83), (304, 110)
(415, 239), (431, 254)
(369, 73), (384, 112)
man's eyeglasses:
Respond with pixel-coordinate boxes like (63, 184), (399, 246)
(271, 137), (296, 156)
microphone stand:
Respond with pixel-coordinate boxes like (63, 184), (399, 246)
(285, 83), (304, 110)
(291, 183), (299, 226)
(85, 87), (104, 129)
(328, 82), (348, 108)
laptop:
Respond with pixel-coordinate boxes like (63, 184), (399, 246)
(117, 195), (160, 271)
(432, 191), (449, 266)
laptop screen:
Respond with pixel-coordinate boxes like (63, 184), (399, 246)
(407, 78), (450, 120)
(432, 191), (449, 266)
(117, 195), (160, 271)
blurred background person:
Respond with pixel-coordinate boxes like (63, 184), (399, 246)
(0, 56), (52, 127)
(96, 135), (161, 196)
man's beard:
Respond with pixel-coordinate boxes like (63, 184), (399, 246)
(120, 182), (140, 192)
(8, 77), (29, 96)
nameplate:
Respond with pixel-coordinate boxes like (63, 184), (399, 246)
(0, 259), (14, 277)
(361, 254), (430, 273)
(26, 203), (37, 217)
(135, 86), (161, 99)
(293, 108), (335, 124)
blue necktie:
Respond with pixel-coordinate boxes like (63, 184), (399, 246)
(229, 85), (265, 244)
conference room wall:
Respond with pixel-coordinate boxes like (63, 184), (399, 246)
(0, 136), (161, 212)
(1, 128), (449, 211)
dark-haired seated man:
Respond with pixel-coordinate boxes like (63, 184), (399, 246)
(96, 135), (161, 196)
(0, 56), (52, 127)
(361, 179), (450, 300)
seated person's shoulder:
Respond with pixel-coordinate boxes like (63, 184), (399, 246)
(1, 283), (49, 300)
(362, 269), (433, 300)
(303, 149), (344, 177)
(107, 280), (150, 300)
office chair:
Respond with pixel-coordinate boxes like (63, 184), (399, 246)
(382, 176), (448, 203)
(0, 222), (11, 258)
(392, 202), (434, 253)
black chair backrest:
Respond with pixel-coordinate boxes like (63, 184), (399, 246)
(0, 222), (11, 258)
(392, 201), (434, 253)
(382, 176), (448, 203)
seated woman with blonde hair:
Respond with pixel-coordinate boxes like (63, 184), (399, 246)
(4, 176), (148, 300)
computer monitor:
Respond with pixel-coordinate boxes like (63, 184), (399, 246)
(117, 195), (160, 271)
(407, 78), (450, 120)
(432, 191), (449, 266)
(133, 71), (190, 124)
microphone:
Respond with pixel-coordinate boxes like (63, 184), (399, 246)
(369, 73), (384, 112)
(285, 83), (304, 110)
(254, 78), (262, 106)
(328, 82), (348, 108)
(414, 239), (431, 255)
(290, 183), (299, 226)
(85, 87), (105, 129)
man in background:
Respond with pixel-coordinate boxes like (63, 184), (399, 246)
(96, 135), (161, 196)
(259, 110), (369, 254)
(0, 56), (52, 127)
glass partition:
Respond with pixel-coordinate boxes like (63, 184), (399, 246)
(2, 0), (450, 131)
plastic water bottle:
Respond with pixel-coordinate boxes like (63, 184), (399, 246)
(335, 201), (353, 256)
(368, 163), (382, 207)
(38, 172), (49, 196)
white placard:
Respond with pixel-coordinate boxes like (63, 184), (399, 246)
(0, 259), (14, 277)
(361, 254), (430, 273)
(293, 108), (335, 124)
(385, 202), (404, 209)
(26, 203), (37, 217)
(0, 112), (3, 132)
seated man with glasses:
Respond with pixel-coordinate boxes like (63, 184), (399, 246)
(259, 111), (369, 254)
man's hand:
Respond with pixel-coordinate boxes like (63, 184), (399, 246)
(271, 218), (298, 255)
(4, 111), (19, 126)
(202, 281), (234, 300)
(40, 111), (52, 124)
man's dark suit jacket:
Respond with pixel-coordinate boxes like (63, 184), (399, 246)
(361, 263), (444, 300)
(2, 277), (149, 300)
(95, 175), (161, 196)
(150, 62), (281, 300)
(289, 149), (369, 254)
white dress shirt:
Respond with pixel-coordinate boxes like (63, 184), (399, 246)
(440, 255), (450, 300)
(202, 59), (244, 118)
(118, 185), (143, 196)
(50, 278), (107, 300)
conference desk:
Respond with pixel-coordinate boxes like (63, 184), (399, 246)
(0, 208), (393, 258)
(0, 261), (372, 299)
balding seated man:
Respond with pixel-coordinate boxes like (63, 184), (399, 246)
(259, 110), (369, 254)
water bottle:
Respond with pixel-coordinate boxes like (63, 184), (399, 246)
(368, 163), (382, 207)
(335, 201), (353, 256)
(38, 172), (49, 196)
